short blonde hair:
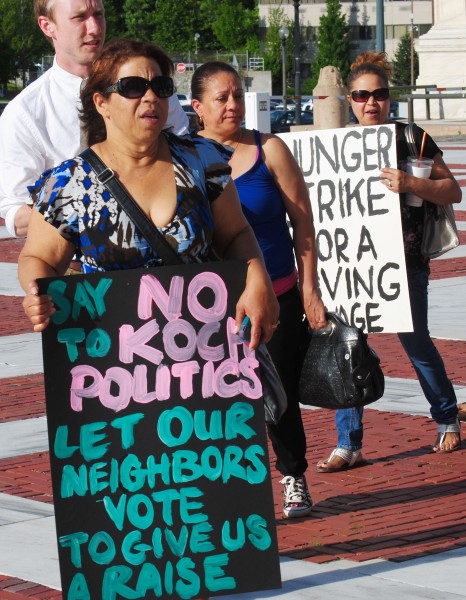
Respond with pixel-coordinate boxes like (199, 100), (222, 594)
(34, 0), (55, 20)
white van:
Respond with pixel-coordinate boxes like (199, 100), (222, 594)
(176, 93), (192, 106)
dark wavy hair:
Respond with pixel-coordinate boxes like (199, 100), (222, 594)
(347, 51), (393, 92)
(80, 39), (173, 146)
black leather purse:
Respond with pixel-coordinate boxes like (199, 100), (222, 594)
(80, 147), (287, 425)
(297, 312), (385, 409)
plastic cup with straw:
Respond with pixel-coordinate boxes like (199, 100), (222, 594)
(406, 131), (433, 206)
(418, 131), (427, 166)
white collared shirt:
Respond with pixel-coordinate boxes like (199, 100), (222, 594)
(0, 59), (189, 236)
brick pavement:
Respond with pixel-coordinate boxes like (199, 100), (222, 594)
(1, 158), (466, 597)
(0, 408), (465, 598)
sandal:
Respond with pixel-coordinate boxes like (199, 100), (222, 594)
(316, 447), (365, 473)
(458, 403), (466, 423)
(433, 419), (462, 453)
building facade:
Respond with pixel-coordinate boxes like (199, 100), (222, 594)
(258, 0), (433, 64)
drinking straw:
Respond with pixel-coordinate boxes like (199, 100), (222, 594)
(418, 131), (427, 165)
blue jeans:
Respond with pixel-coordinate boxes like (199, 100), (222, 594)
(336, 267), (458, 451)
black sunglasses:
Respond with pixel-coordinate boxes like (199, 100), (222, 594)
(351, 88), (390, 103)
(104, 75), (174, 99)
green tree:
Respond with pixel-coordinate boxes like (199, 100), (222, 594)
(104, 0), (127, 41)
(309, 0), (350, 91)
(122, 0), (215, 54)
(123, 0), (158, 42)
(201, 0), (258, 53)
(0, 0), (49, 85)
(392, 32), (419, 86)
(263, 7), (293, 92)
(0, 40), (15, 88)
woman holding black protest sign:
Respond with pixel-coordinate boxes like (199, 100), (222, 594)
(317, 52), (462, 473)
(18, 40), (278, 350)
(18, 38), (284, 600)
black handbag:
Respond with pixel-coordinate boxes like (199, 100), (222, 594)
(297, 312), (385, 410)
(80, 147), (287, 425)
(404, 124), (459, 259)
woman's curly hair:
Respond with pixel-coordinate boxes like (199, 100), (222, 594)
(347, 51), (392, 91)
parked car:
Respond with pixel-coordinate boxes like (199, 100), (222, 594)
(182, 104), (199, 130)
(301, 99), (314, 112)
(176, 92), (192, 106)
(389, 100), (399, 119)
(273, 101), (296, 111)
(270, 109), (314, 134)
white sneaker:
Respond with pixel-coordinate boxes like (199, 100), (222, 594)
(280, 475), (313, 518)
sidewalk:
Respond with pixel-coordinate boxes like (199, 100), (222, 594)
(0, 141), (465, 599)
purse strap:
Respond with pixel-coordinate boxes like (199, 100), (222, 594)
(404, 123), (418, 156)
(403, 125), (441, 219)
(80, 147), (183, 267)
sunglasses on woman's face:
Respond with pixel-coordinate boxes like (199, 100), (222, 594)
(104, 75), (174, 99)
(350, 88), (390, 103)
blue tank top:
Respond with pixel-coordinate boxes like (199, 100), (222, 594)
(234, 130), (295, 281)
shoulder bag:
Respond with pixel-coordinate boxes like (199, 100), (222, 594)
(404, 124), (459, 259)
(297, 312), (385, 410)
(80, 147), (287, 425)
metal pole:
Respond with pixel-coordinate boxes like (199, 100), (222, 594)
(410, 2), (415, 88)
(409, 0), (414, 122)
(375, 0), (385, 52)
(20, 0), (27, 88)
(293, 1), (301, 124)
(281, 39), (287, 112)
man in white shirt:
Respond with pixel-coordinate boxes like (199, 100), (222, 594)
(0, 0), (188, 237)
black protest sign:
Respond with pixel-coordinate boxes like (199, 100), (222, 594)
(279, 124), (413, 333)
(38, 260), (281, 600)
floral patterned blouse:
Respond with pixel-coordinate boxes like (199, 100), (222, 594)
(29, 132), (232, 272)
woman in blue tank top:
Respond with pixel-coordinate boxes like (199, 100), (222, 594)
(191, 61), (327, 519)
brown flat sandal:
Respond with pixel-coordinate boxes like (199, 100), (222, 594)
(316, 448), (366, 473)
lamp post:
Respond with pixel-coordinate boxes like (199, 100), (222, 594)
(376, 0), (385, 52)
(194, 32), (200, 58)
(293, 0), (301, 124)
(410, 1), (415, 88)
(278, 25), (289, 112)
(409, 0), (414, 122)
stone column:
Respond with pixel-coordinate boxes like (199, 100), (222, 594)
(312, 66), (348, 130)
(415, 0), (466, 119)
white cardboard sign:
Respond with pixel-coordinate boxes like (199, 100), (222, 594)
(279, 124), (413, 333)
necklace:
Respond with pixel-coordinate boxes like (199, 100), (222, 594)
(231, 128), (243, 154)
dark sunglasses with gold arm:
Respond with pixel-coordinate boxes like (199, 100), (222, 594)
(104, 75), (174, 99)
